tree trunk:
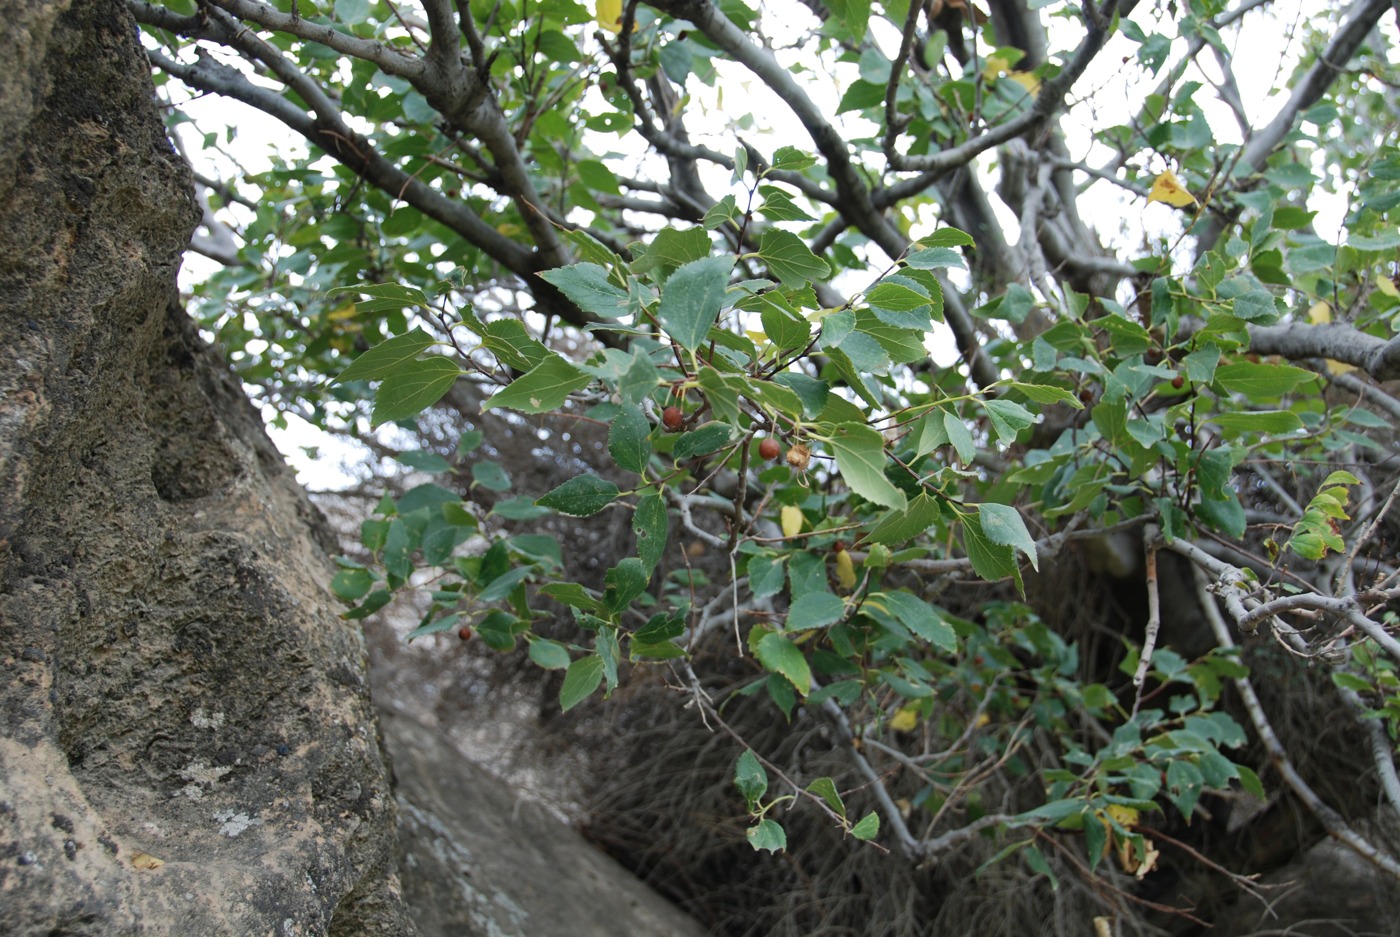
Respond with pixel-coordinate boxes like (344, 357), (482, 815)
(0, 2), (416, 933)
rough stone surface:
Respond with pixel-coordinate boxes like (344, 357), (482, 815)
(382, 711), (708, 937)
(0, 1), (416, 933)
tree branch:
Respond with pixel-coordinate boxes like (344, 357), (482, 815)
(1249, 321), (1400, 382)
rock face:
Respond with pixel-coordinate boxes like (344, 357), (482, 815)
(383, 711), (707, 937)
(0, 1), (416, 932)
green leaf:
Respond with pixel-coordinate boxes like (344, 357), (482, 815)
(864, 493), (942, 546)
(962, 514), (1021, 589)
(756, 632), (812, 695)
(977, 503), (1039, 571)
(657, 256), (734, 351)
(770, 146), (817, 172)
(529, 639), (572, 670)
(537, 475), (621, 516)
(331, 567), (374, 601)
(747, 553), (787, 598)
(759, 228), (828, 287)
(484, 356), (592, 414)
(608, 404), (653, 474)
(471, 460), (511, 493)
(372, 357), (462, 427)
(1210, 410), (1303, 435)
(850, 812), (880, 841)
(916, 227), (975, 248)
(786, 592), (846, 631)
(734, 749), (768, 807)
(481, 319), (550, 371)
(1214, 361), (1315, 397)
(874, 589), (956, 652)
(397, 450), (452, 474)
(867, 280), (931, 311)
(604, 558), (649, 614)
(328, 282), (429, 315)
(806, 777), (846, 817)
(538, 581), (603, 612)
(982, 399), (1036, 445)
(335, 328), (436, 383)
(559, 655), (605, 711)
(673, 422), (738, 460)
(824, 423), (906, 508)
(404, 612), (461, 641)
(538, 263), (633, 319)
(633, 490), (669, 571)
(746, 819), (787, 853)
(943, 411), (976, 464)
(1005, 382), (1082, 408)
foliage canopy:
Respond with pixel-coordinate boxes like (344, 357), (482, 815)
(135, 0), (1400, 925)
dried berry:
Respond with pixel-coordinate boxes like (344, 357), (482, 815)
(785, 442), (811, 471)
(662, 406), (683, 431)
(758, 437), (781, 461)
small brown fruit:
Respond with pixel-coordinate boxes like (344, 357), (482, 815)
(662, 406), (683, 431)
(785, 442), (811, 471)
(1171, 375), (1185, 389)
(758, 437), (781, 461)
(457, 626), (474, 641)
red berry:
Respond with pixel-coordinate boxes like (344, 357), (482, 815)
(1171, 375), (1185, 389)
(457, 626), (474, 641)
(662, 406), (683, 431)
(759, 437), (781, 461)
(833, 540), (846, 552)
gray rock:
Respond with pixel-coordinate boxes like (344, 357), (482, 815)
(383, 711), (706, 937)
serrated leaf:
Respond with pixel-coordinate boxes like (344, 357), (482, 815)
(1006, 382), (1083, 408)
(825, 423), (906, 509)
(963, 513), (1021, 589)
(746, 819), (787, 853)
(559, 655), (605, 711)
(943, 411), (976, 464)
(759, 228), (828, 287)
(850, 812), (880, 841)
(735, 749), (768, 806)
(756, 632), (812, 695)
(1215, 361), (1314, 397)
(335, 328), (436, 383)
(786, 592), (845, 631)
(874, 589), (956, 652)
(608, 404), (652, 474)
(982, 398), (1036, 445)
(538, 581), (603, 611)
(328, 282), (429, 314)
(657, 256), (734, 351)
(806, 777), (846, 817)
(770, 145), (817, 172)
(977, 503), (1039, 571)
(673, 422), (737, 460)
(372, 357), (462, 427)
(529, 639), (572, 670)
(904, 246), (966, 269)
(864, 493), (942, 546)
(481, 319), (550, 371)
(1210, 410), (1303, 435)
(537, 475), (620, 516)
(867, 280), (930, 311)
(633, 490), (668, 571)
(604, 558), (649, 614)
(484, 356), (591, 414)
(747, 553), (787, 598)
(916, 228), (975, 248)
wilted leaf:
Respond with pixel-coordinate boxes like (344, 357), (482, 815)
(1146, 169), (1197, 207)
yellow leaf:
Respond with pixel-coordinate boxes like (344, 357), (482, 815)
(1146, 170), (1197, 208)
(834, 548), (857, 591)
(595, 0), (635, 33)
(1308, 301), (1356, 374)
(1105, 804), (1139, 828)
(1006, 71), (1040, 95)
(889, 704), (919, 732)
(131, 852), (165, 870)
(327, 303), (357, 321)
(981, 54), (1011, 81)
(781, 505), (803, 539)
(1377, 277), (1400, 298)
